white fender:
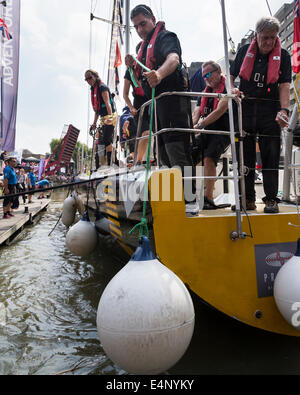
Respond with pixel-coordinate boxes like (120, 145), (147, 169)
(61, 195), (76, 227)
(66, 212), (98, 256)
(97, 236), (195, 374)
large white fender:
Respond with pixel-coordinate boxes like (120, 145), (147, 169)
(61, 195), (76, 227)
(274, 238), (300, 330)
(66, 212), (98, 256)
(96, 236), (195, 374)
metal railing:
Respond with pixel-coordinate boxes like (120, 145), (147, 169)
(130, 90), (246, 240)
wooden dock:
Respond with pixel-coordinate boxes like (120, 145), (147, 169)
(0, 198), (51, 246)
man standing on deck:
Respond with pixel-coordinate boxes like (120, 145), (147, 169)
(230, 16), (291, 213)
(125, 4), (198, 214)
(192, 61), (231, 210)
(2, 157), (17, 219)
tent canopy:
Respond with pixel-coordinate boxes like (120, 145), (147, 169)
(23, 156), (40, 162)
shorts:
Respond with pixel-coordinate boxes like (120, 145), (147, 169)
(193, 133), (230, 166)
(28, 186), (35, 196)
(3, 184), (16, 207)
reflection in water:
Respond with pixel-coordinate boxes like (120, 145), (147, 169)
(1, 191), (300, 375)
(0, 193), (125, 375)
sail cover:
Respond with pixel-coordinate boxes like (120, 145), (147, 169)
(107, 0), (123, 96)
(1, 0), (20, 152)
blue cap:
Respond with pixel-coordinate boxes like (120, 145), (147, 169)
(81, 211), (90, 222)
(131, 236), (155, 261)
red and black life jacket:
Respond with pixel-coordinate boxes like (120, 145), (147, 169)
(91, 81), (115, 116)
(134, 21), (166, 79)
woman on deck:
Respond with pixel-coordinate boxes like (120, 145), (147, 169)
(85, 69), (117, 167)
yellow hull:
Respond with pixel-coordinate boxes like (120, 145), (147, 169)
(149, 169), (300, 337)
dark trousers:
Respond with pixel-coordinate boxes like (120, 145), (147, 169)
(238, 103), (281, 201)
(156, 95), (195, 202)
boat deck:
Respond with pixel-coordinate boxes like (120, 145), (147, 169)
(0, 197), (50, 246)
(194, 201), (300, 218)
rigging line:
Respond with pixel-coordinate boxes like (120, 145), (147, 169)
(218, 0), (235, 51)
(87, 0), (93, 148)
(48, 186), (72, 236)
(102, 0), (113, 78)
(92, 0), (98, 14)
(151, 0), (160, 22)
(266, 0), (273, 16)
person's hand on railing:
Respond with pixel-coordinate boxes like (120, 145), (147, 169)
(231, 87), (243, 97)
(129, 106), (138, 116)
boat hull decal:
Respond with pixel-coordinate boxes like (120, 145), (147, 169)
(255, 242), (296, 298)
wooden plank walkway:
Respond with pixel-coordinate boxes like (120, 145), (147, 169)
(0, 198), (51, 246)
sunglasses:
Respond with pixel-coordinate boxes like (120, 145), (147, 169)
(203, 69), (218, 79)
(85, 76), (93, 81)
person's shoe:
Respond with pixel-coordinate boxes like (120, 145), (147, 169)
(185, 201), (199, 215)
(264, 199), (279, 213)
(203, 197), (217, 210)
(7, 212), (15, 217)
(231, 199), (256, 211)
(3, 213), (10, 219)
(245, 199), (257, 210)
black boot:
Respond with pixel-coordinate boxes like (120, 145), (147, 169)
(106, 151), (112, 166)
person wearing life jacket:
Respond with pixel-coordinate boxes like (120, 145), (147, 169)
(230, 16), (291, 214)
(85, 69), (117, 167)
(125, 4), (198, 214)
(123, 41), (150, 165)
(192, 61), (231, 210)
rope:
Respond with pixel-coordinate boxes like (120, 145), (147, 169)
(85, 127), (98, 215)
(48, 185), (73, 237)
(128, 56), (153, 240)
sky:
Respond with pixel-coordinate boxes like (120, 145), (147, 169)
(12, 0), (290, 155)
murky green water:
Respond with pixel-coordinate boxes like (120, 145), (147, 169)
(0, 193), (126, 375)
(2, 192), (300, 375)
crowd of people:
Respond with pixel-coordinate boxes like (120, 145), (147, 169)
(0, 156), (50, 219)
(86, 4), (291, 215)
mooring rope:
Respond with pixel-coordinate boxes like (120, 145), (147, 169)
(127, 57), (153, 240)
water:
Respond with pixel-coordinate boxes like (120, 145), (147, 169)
(2, 192), (300, 375)
(0, 192), (125, 375)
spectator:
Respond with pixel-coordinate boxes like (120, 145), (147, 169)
(16, 168), (27, 204)
(27, 167), (36, 203)
(3, 157), (17, 219)
(36, 179), (50, 199)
